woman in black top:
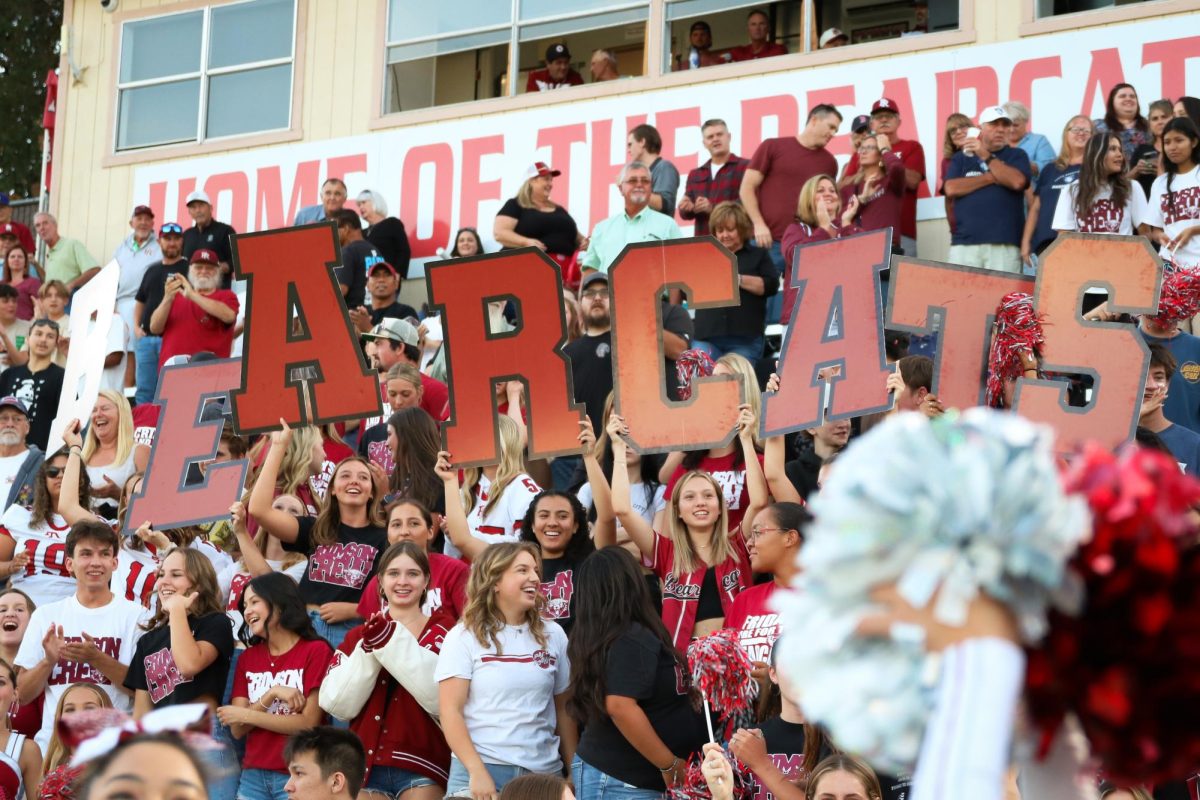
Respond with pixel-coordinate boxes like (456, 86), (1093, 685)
(568, 547), (705, 798)
(518, 490), (594, 635)
(494, 163), (588, 286)
(249, 421), (388, 650)
(693, 202), (779, 362)
(358, 189), (411, 279)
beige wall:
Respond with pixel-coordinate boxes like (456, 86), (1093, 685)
(52, 0), (1197, 276)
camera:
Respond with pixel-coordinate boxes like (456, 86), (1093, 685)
(101, 0), (119, 12)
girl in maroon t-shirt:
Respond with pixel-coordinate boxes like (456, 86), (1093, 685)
(322, 541), (453, 798)
(356, 499), (468, 621)
(217, 573), (332, 800)
(610, 403), (767, 651)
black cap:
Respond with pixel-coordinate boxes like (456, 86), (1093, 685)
(580, 272), (609, 292)
(851, 114), (871, 134)
(545, 43), (570, 62)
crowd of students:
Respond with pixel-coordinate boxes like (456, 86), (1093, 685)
(0, 81), (1197, 800)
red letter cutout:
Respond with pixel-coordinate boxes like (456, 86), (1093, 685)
(611, 239), (742, 454)
(427, 250), (583, 467)
(229, 224), (380, 435)
(123, 359), (247, 533)
(886, 258), (1034, 409)
(1014, 234), (1162, 452)
(763, 229), (892, 436)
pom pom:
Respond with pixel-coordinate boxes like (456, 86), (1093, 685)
(986, 292), (1045, 408)
(38, 765), (82, 800)
(1146, 265), (1200, 327)
(666, 751), (755, 800)
(773, 409), (1089, 774)
(676, 349), (716, 401)
(688, 629), (759, 736)
(1025, 443), (1200, 784)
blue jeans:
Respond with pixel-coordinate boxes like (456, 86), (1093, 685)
(214, 648), (247, 762)
(693, 336), (765, 363)
(572, 757), (663, 800)
(134, 334), (162, 405)
(765, 242), (786, 325)
(199, 736), (241, 800)
(237, 768), (289, 800)
(308, 609), (356, 651)
(364, 766), (440, 798)
(445, 757), (531, 796)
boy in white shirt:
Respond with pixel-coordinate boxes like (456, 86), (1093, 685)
(15, 519), (148, 753)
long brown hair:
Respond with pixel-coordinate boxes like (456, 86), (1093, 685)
(310, 455), (384, 547)
(376, 540), (431, 609)
(387, 408), (441, 510)
(1074, 131), (1130, 223)
(32, 449), (90, 528)
(942, 112), (971, 159)
(462, 542), (546, 653)
(141, 548), (225, 631)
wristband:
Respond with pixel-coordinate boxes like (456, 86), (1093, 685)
(68, 446), (82, 457)
(658, 757), (679, 773)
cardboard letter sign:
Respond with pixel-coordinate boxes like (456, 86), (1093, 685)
(124, 358), (248, 533)
(886, 258), (1034, 409)
(1014, 233), (1162, 451)
(48, 261), (120, 454)
(762, 229), (891, 435)
(427, 249), (583, 467)
(611, 238), (742, 454)
(229, 223), (380, 435)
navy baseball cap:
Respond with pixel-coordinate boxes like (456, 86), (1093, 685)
(0, 396), (28, 416)
(851, 115), (871, 134)
(160, 222), (184, 236)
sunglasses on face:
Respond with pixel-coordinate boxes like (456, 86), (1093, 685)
(45, 467), (64, 478)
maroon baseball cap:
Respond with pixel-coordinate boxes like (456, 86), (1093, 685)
(0, 224), (15, 238)
(131, 204), (155, 219)
(190, 248), (220, 265)
(369, 262), (398, 276)
(871, 98), (899, 114)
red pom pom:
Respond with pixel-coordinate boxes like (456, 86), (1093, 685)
(666, 752), (755, 800)
(1025, 443), (1200, 784)
(676, 350), (716, 401)
(986, 292), (1045, 408)
(1147, 266), (1200, 327)
(687, 629), (758, 737)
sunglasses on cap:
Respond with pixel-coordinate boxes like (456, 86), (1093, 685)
(160, 223), (184, 235)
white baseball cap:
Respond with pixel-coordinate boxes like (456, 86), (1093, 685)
(978, 106), (1012, 125)
(185, 190), (212, 206)
(818, 27), (847, 47)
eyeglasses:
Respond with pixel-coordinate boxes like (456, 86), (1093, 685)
(45, 467), (63, 478)
(1068, 127), (1091, 135)
(748, 526), (788, 541)
(581, 289), (609, 300)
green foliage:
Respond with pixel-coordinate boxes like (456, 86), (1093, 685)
(0, 0), (63, 197)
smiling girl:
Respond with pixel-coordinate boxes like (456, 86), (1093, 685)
(249, 420), (388, 649)
(218, 573), (332, 800)
(321, 541), (453, 799)
(0, 658), (40, 800)
(436, 542), (576, 799)
(1146, 117), (1200, 270)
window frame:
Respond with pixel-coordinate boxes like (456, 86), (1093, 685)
(110, 0), (300, 158)
(371, 0), (973, 130)
(1019, 0), (1196, 36)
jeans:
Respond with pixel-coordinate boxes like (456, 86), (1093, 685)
(214, 648), (247, 762)
(363, 765), (440, 798)
(765, 242), (786, 325)
(693, 336), (765, 363)
(199, 735), (241, 800)
(237, 768), (289, 800)
(134, 334), (162, 405)
(572, 757), (663, 800)
(308, 609), (356, 651)
(445, 757), (531, 796)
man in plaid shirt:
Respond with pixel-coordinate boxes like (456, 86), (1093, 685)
(678, 119), (750, 236)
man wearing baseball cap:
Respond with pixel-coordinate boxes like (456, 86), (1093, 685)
(148, 248), (239, 366)
(360, 318), (449, 422)
(113, 205), (162, 388)
(943, 105), (1032, 273)
(182, 190), (237, 285)
(132, 222), (189, 404)
(348, 262), (418, 334)
(0, 396), (43, 509)
(818, 27), (848, 48)
(526, 43), (583, 93)
(0, 225), (18, 264)
(33, 211), (99, 291)
(0, 194), (34, 252)
(838, 98), (927, 256)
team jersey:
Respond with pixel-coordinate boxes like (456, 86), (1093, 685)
(0, 507), (74, 608)
(115, 546), (159, 608)
(0, 731), (28, 800)
(444, 472), (541, 559)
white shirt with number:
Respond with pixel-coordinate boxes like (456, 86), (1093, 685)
(0, 507), (74, 608)
(444, 472), (541, 559)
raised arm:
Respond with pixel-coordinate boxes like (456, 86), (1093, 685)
(579, 422), (616, 550)
(230, 501), (273, 577)
(59, 420), (100, 525)
(435, 452), (487, 563)
(763, 372), (802, 503)
(246, 420), (301, 544)
(736, 405), (769, 542)
(607, 414), (655, 560)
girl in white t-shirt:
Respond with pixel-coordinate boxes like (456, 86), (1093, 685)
(1146, 117), (1200, 269)
(0, 452), (88, 608)
(1053, 131), (1149, 236)
(444, 415), (541, 560)
(435, 542), (574, 796)
(81, 390), (149, 519)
